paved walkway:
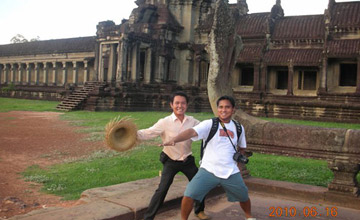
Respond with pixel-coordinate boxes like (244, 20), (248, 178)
(155, 192), (360, 220)
(6, 176), (360, 220)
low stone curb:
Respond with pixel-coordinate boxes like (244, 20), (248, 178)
(8, 176), (193, 220)
(8, 176), (360, 220)
(245, 177), (360, 210)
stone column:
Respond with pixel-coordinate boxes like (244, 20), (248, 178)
(17, 64), (22, 84)
(131, 42), (140, 81)
(52, 62), (57, 85)
(11, 64), (16, 83)
(144, 47), (152, 83)
(116, 41), (123, 82)
(156, 56), (165, 83)
(35, 63), (40, 85)
(169, 59), (176, 82)
(117, 39), (129, 82)
(26, 63), (31, 84)
(109, 44), (117, 82)
(72, 61), (78, 85)
(319, 56), (328, 93)
(202, 59), (210, 86)
(287, 61), (294, 95)
(194, 57), (201, 86)
(43, 62), (48, 85)
(253, 62), (260, 91)
(0, 65), (3, 84)
(0, 64), (4, 84)
(178, 51), (192, 85)
(187, 57), (194, 84)
(94, 42), (100, 81)
(83, 61), (89, 83)
(62, 62), (67, 85)
(4, 65), (9, 83)
(260, 63), (267, 92)
(328, 156), (359, 196)
(356, 57), (360, 94)
(126, 48), (132, 82)
(98, 43), (104, 81)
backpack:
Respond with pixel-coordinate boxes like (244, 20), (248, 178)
(200, 117), (242, 159)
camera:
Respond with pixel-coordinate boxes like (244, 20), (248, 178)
(233, 152), (249, 164)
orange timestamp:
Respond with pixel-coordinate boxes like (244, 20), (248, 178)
(269, 206), (338, 217)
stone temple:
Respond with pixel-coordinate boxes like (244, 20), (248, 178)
(0, 0), (359, 123)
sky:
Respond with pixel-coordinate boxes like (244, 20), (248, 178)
(0, 0), (355, 45)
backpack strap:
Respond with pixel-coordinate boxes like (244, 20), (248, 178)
(200, 117), (219, 159)
(232, 119), (242, 144)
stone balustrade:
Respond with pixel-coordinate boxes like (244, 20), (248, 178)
(236, 111), (360, 197)
(0, 60), (93, 86)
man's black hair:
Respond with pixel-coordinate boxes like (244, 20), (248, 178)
(170, 91), (189, 103)
(216, 95), (235, 107)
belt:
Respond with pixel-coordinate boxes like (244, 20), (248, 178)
(169, 155), (191, 163)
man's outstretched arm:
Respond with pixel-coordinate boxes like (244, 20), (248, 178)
(163, 128), (198, 146)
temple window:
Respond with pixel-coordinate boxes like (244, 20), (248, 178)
(239, 67), (254, 86)
(298, 70), (317, 90)
(339, 63), (357, 86)
(276, 70), (288, 90)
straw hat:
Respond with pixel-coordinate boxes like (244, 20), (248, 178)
(105, 116), (138, 152)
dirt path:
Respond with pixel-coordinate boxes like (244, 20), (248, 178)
(0, 111), (104, 219)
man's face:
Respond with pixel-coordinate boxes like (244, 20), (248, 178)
(170, 95), (188, 117)
(217, 99), (235, 122)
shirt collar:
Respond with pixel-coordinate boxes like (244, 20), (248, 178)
(171, 112), (187, 122)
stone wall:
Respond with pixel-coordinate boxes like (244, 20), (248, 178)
(235, 91), (360, 123)
(0, 84), (65, 101)
(83, 82), (212, 113)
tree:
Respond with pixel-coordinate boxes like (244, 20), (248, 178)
(10, 34), (28, 43)
(10, 34), (40, 44)
(30, 36), (40, 42)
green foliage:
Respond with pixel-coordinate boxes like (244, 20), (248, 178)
(0, 98), (357, 200)
(260, 117), (360, 130)
(0, 97), (58, 112)
(1, 83), (15, 92)
(247, 153), (334, 187)
(23, 148), (360, 201)
(23, 146), (164, 200)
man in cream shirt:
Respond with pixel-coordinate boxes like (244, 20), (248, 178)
(137, 91), (208, 220)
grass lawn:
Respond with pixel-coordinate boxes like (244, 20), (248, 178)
(1, 98), (358, 200)
(0, 97), (59, 112)
(260, 117), (360, 130)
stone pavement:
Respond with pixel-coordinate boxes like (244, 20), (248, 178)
(6, 175), (360, 220)
(155, 192), (360, 220)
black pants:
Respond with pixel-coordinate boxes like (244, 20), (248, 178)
(143, 153), (205, 220)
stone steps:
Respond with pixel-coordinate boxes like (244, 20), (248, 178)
(56, 82), (107, 111)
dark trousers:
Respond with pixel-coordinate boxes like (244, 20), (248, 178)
(143, 154), (205, 220)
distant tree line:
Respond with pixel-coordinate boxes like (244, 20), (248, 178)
(10, 34), (40, 44)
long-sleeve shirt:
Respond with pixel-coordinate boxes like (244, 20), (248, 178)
(137, 113), (200, 161)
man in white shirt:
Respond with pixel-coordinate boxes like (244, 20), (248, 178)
(137, 91), (208, 220)
(163, 95), (255, 220)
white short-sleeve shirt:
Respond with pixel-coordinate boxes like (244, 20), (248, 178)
(191, 119), (246, 179)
